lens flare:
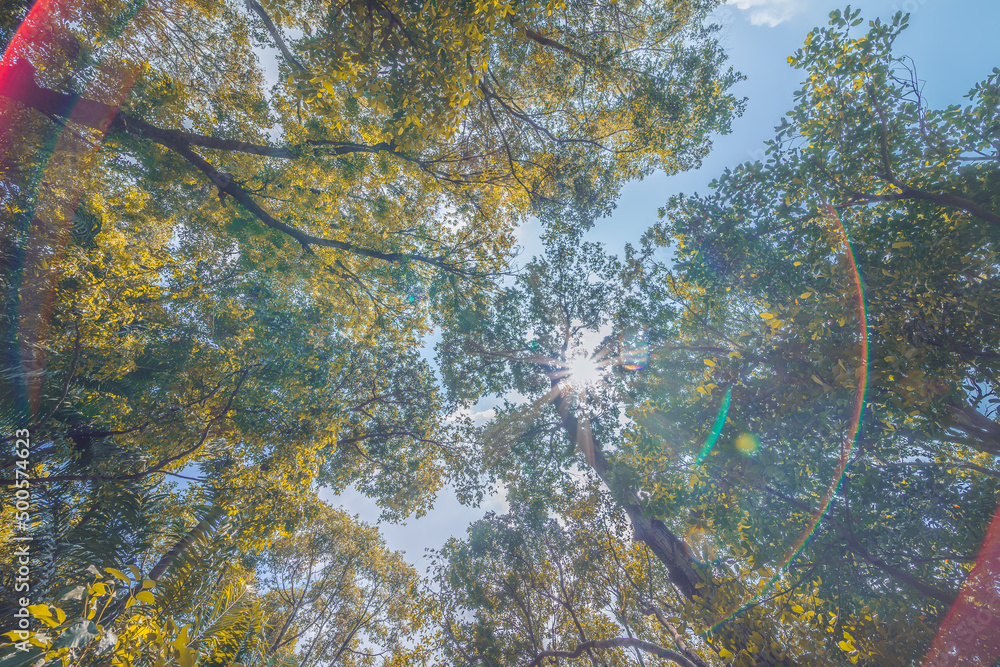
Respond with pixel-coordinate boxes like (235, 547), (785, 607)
(923, 497), (1000, 665)
(1, 0), (144, 419)
(620, 330), (649, 371)
(734, 432), (759, 455)
(695, 386), (731, 465)
(702, 202), (870, 633)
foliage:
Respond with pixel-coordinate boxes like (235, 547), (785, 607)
(3, 0), (996, 666)
(257, 505), (430, 667)
(437, 7), (1000, 665)
(623, 8), (1000, 664)
(1, 502), (426, 667)
(434, 481), (708, 667)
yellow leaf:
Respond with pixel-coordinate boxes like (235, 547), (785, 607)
(800, 292), (812, 299)
(704, 359), (715, 368)
(106, 567), (130, 582)
(719, 648), (735, 658)
(27, 604), (53, 619)
(760, 312), (774, 320)
(178, 648), (199, 667)
(135, 591), (155, 606)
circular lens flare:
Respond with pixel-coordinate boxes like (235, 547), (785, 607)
(734, 433), (760, 455)
(701, 202), (870, 633)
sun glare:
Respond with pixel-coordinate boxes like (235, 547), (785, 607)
(561, 351), (605, 390)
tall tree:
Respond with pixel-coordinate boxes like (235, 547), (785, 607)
(437, 11), (1000, 665)
(258, 505), (429, 667)
(439, 236), (802, 665)
(434, 480), (712, 667)
(620, 8), (1000, 664)
(0, 0), (743, 545)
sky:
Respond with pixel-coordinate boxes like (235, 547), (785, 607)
(321, 0), (1000, 570)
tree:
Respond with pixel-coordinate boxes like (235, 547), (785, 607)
(774, 8), (1000, 235)
(1, 505), (279, 667)
(1, 5), (747, 662)
(434, 479), (711, 667)
(438, 236), (805, 665)
(754, 7), (1000, 455)
(436, 10), (1000, 665)
(258, 505), (429, 667)
(2, 0), (744, 323)
(622, 8), (1000, 664)
(2, 501), (431, 667)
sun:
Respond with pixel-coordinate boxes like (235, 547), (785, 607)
(559, 349), (606, 391)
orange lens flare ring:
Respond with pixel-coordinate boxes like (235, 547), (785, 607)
(701, 202), (870, 633)
(2, 0), (142, 416)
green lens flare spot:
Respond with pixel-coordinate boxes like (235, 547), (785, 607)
(695, 386), (731, 465)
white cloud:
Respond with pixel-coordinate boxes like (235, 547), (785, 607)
(727, 0), (807, 27)
(445, 406), (497, 425)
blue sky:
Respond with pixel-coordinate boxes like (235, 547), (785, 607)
(323, 0), (1000, 568)
(587, 0), (1000, 255)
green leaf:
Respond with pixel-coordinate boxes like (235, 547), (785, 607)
(50, 621), (99, 651)
(0, 646), (45, 667)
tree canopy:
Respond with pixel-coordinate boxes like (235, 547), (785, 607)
(436, 8), (1000, 666)
(2, 2), (999, 667)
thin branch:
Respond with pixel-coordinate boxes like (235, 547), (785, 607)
(526, 637), (698, 667)
(32, 323), (82, 430)
(511, 18), (588, 62)
(244, 0), (309, 73)
(642, 606), (711, 667)
(1, 371), (248, 485)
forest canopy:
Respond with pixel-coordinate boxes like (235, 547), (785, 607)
(1, 1), (999, 666)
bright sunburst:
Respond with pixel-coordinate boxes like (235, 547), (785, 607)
(558, 349), (607, 391)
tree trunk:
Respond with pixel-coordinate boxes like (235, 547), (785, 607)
(551, 385), (793, 666)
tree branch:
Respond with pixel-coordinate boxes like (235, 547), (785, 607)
(244, 0), (309, 73)
(510, 18), (588, 62)
(835, 187), (1000, 230)
(762, 485), (957, 606)
(526, 637), (698, 667)
(642, 606), (711, 667)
